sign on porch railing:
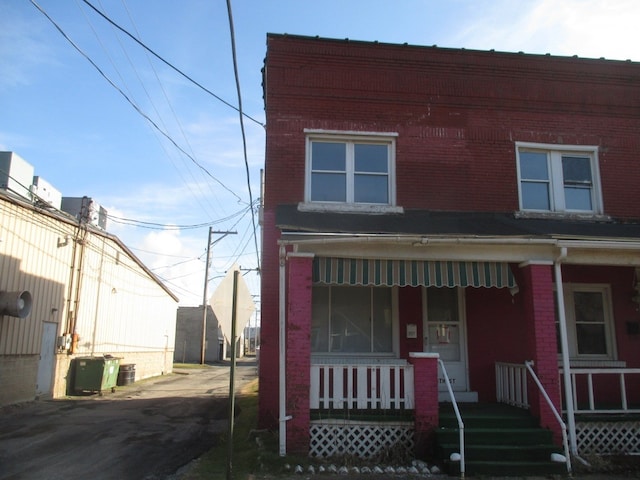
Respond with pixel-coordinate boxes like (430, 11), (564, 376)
(310, 363), (414, 410)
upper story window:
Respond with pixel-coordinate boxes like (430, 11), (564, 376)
(304, 130), (398, 212)
(516, 142), (602, 215)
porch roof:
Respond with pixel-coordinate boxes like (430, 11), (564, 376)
(276, 205), (640, 240)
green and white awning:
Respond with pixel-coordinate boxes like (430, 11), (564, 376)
(312, 257), (517, 289)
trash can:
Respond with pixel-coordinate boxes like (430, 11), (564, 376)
(74, 356), (120, 394)
(117, 364), (136, 386)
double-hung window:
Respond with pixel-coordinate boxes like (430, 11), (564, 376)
(516, 142), (602, 214)
(305, 131), (396, 209)
(555, 284), (616, 361)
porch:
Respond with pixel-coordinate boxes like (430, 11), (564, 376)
(498, 362), (640, 455)
(280, 254), (640, 471)
(307, 360), (640, 465)
(308, 357), (569, 476)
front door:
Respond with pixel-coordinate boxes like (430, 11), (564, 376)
(422, 287), (469, 395)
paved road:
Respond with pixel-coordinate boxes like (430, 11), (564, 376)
(0, 358), (257, 480)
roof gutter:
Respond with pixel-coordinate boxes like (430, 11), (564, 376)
(278, 233), (640, 250)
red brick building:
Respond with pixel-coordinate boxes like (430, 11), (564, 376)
(259, 34), (640, 472)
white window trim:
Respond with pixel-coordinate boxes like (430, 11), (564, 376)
(560, 283), (617, 361)
(303, 130), (399, 212)
(310, 284), (398, 357)
(515, 142), (603, 215)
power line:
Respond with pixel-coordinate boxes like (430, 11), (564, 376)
(107, 203), (253, 230)
(30, 0), (244, 204)
(129, 247), (192, 259)
(114, 0), (229, 219)
(226, 0), (261, 273)
(80, 0), (265, 128)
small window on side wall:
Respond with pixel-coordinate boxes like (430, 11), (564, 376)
(516, 142), (602, 215)
(305, 131), (396, 209)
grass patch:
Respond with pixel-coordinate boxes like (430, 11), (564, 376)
(173, 363), (211, 370)
(180, 378), (301, 480)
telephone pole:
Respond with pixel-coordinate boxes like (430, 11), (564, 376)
(201, 228), (237, 365)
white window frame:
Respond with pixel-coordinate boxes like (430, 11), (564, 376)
(559, 284), (617, 361)
(302, 129), (401, 214)
(516, 142), (603, 215)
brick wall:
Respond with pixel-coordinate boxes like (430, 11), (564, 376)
(260, 33), (640, 431)
(0, 354), (38, 406)
(258, 209), (281, 428)
(264, 34), (640, 218)
(520, 264), (562, 441)
(285, 254), (314, 454)
(50, 350), (174, 399)
(409, 353), (440, 457)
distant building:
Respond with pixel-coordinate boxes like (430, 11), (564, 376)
(174, 306), (224, 363)
(0, 152), (179, 406)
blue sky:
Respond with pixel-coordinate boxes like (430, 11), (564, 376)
(1, 0), (639, 307)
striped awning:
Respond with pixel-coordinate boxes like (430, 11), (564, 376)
(312, 257), (517, 289)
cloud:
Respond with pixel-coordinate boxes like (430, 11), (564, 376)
(450, 0), (640, 61)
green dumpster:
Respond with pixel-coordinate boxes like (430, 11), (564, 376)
(74, 356), (120, 394)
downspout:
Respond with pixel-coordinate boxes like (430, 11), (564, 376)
(278, 245), (291, 456)
(553, 247), (577, 455)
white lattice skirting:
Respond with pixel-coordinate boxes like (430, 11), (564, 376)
(576, 421), (640, 454)
(309, 420), (414, 459)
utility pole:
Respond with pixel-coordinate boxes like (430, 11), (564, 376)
(200, 228), (237, 365)
(226, 269), (239, 480)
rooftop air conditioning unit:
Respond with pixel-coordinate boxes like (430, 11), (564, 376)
(31, 176), (62, 209)
(0, 151), (34, 201)
(61, 196), (108, 230)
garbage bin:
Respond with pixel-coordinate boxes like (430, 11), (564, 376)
(74, 356), (120, 394)
(117, 364), (136, 386)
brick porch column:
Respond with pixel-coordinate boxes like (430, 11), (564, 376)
(520, 262), (562, 441)
(285, 253), (314, 454)
(409, 352), (440, 458)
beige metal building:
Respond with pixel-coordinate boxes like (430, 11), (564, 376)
(0, 187), (179, 406)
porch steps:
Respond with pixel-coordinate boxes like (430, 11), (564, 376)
(436, 403), (568, 477)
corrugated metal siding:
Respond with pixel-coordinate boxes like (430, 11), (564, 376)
(0, 200), (74, 354)
(71, 229), (177, 355)
(1, 197), (178, 357)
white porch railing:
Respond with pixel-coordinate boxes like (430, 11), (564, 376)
(310, 362), (414, 410)
(561, 367), (640, 414)
(496, 361), (571, 474)
(495, 362), (530, 408)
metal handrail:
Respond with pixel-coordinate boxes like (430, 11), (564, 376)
(438, 359), (465, 478)
(524, 361), (572, 475)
